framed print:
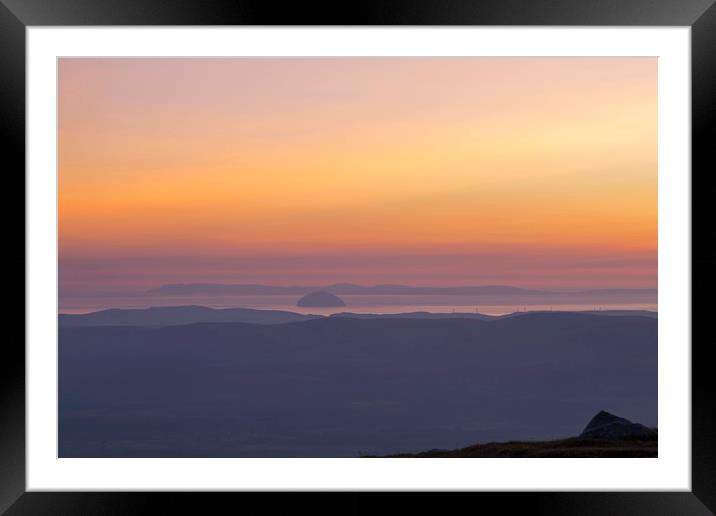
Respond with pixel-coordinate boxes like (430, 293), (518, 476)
(5, 0), (716, 513)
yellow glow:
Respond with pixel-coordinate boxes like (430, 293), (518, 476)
(59, 58), (656, 286)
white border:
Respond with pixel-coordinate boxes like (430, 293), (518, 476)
(27, 27), (691, 491)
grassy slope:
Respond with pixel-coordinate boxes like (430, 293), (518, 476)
(372, 436), (658, 458)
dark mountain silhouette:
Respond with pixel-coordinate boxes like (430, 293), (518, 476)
(376, 411), (657, 457)
(296, 291), (346, 307)
(58, 305), (319, 327)
(145, 283), (591, 296)
(59, 312), (657, 457)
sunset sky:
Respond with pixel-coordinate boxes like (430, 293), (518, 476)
(58, 58), (657, 296)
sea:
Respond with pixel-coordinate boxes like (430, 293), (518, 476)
(58, 293), (657, 316)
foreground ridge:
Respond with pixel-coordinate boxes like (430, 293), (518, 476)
(372, 411), (658, 458)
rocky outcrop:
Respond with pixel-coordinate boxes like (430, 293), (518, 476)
(579, 410), (656, 439)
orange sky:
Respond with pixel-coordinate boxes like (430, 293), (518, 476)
(58, 58), (657, 291)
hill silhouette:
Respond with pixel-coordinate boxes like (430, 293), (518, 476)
(59, 305), (319, 327)
(331, 309), (657, 321)
(59, 305), (657, 328)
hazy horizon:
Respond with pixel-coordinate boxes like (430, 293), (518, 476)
(59, 280), (658, 316)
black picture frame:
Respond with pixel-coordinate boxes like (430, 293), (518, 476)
(4, 0), (714, 513)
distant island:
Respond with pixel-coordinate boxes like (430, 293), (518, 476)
(296, 291), (346, 308)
